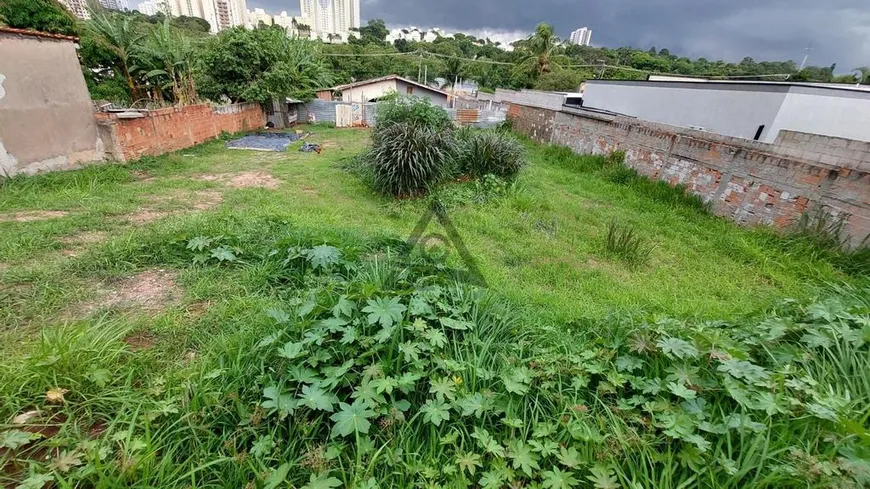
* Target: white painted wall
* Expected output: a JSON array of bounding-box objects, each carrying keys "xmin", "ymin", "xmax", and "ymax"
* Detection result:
[
  {"xmin": 339, "ymin": 79, "xmax": 399, "ymax": 103},
  {"xmin": 767, "ymin": 88, "xmax": 870, "ymax": 143},
  {"xmin": 584, "ymin": 81, "xmax": 788, "ymax": 141},
  {"xmin": 339, "ymin": 79, "xmax": 448, "ymax": 107},
  {"xmin": 395, "ymin": 80, "xmax": 448, "ymax": 107}
]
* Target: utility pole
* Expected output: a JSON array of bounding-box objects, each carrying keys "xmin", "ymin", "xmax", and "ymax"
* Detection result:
[
  {"xmin": 597, "ymin": 59, "xmax": 607, "ymax": 79},
  {"xmin": 418, "ymin": 51, "xmax": 424, "ymax": 82}
]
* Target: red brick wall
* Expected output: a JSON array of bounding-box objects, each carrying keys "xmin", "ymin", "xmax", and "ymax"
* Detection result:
[
  {"xmin": 95, "ymin": 103, "xmax": 264, "ymax": 161},
  {"xmin": 509, "ymin": 103, "xmax": 870, "ymax": 246}
]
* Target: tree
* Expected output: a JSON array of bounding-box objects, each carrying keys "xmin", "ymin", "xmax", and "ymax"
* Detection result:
[
  {"xmin": 516, "ymin": 23, "xmax": 569, "ymax": 78},
  {"xmin": 0, "ymin": 0, "xmax": 78, "ymax": 35},
  {"xmin": 171, "ymin": 15, "xmax": 209, "ymax": 34},
  {"xmin": 350, "ymin": 19, "xmax": 388, "ymax": 45},
  {"xmin": 534, "ymin": 69, "xmax": 584, "ymax": 91},
  {"xmin": 86, "ymin": 11, "xmax": 145, "ymax": 100},
  {"xmin": 855, "ymin": 67, "xmax": 870, "ymax": 84},
  {"xmin": 198, "ymin": 26, "xmax": 334, "ymax": 103},
  {"xmin": 137, "ymin": 19, "xmax": 197, "ymax": 104}
]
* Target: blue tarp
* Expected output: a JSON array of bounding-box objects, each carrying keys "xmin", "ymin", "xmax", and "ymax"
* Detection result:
[{"xmin": 226, "ymin": 133, "xmax": 300, "ymax": 152}]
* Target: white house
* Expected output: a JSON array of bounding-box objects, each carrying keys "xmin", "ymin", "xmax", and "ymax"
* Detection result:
[{"xmin": 334, "ymin": 75, "xmax": 449, "ymax": 106}]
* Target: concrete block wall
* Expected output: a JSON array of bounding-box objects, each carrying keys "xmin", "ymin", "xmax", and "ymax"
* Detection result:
[
  {"xmin": 509, "ymin": 103, "xmax": 870, "ymax": 245},
  {"xmin": 493, "ymin": 89, "xmax": 566, "ymax": 111},
  {"xmin": 774, "ymin": 130, "xmax": 870, "ymax": 172},
  {"xmin": 96, "ymin": 103, "xmax": 264, "ymax": 161}
]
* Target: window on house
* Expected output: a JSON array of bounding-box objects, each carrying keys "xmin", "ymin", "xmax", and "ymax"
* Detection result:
[
  {"xmin": 753, "ymin": 125, "xmax": 765, "ymax": 141},
  {"xmin": 407, "ymin": 86, "xmax": 414, "ymax": 94}
]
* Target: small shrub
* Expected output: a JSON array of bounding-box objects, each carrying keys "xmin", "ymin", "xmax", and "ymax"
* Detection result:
[
  {"xmin": 606, "ymin": 149, "xmax": 626, "ymax": 166},
  {"xmin": 365, "ymin": 122, "xmax": 453, "ymax": 197},
  {"xmin": 374, "ymin": 93, "xmax": 453, "ymax": 133},
  {"xmin": 455, "ymin": 131, "xmax": 527, "ymax": 179},
  {"xmin": 603, "ymin": 220, "xmax": 653, "ymax": 267}
]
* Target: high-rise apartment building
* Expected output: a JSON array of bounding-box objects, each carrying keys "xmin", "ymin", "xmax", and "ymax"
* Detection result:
[
  {"xmin": 99, "ymin": 0, "xmax": 129, "ymax": 11},
  {"xmin": 58, "ymin": 0, "xmax": 90, "ymax": 18},
  {"xmin": 136, "ymin": 0, "xmax": 169, "ymax": 14},
  {"xmin": 164, "ymin": 0, "xmax": 246, "ymax": 33},
  {"xmin": 569, "ymin": 27, "xmax": 592, "ymax": 46},
  {"xmin": 299, "ymin": 0, "xmax": 360, "ymax": 41}
]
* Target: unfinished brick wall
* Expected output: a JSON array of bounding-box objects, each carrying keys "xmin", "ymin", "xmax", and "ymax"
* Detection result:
[
  {"xmin": 95, "ymin": 103, "xmax": 264, "ymax": 161},
  {"xmin": 509, "ymin": 103, "xmax": 870, "ymax": 245},
  {"xmin": 774, "ymin": 130, "xmax": 870, "ymax": 172}
]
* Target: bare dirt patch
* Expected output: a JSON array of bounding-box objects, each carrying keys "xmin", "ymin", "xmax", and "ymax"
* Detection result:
[
  {"xmin": 197, "ymin": 171, "xmax": 282, "ymax": 189},
  {"xmin": 70, "ymin": 269, "xmax": 181, "ymax": 317},
  {"xmin": 0, "ymin": 210, "xmax": 69, "ymax": 223},
  {"xmin": 189, "ymin": 190, "xmax": 224, "ymax": 210},
  {"xmin": 128, "ymin": 209, "xmax": 172, "ymax": 225},
  {"xmin": 103, "ymin": 269, "xmax": 180, "ymax": 312},
  {"xmin": 60, "ymin": 231, "xmax": 108, "ymax": 246},
  {"xmin": 58, "ymin": 231, "xmax": 109, "ymax": 257},
  {"xmin": 126, "ymin": 190, "xmax": 223, "ymax": 225},
  {"xmin": 124, "ymin": 330, "xmax": 158, "ymax": 351}
]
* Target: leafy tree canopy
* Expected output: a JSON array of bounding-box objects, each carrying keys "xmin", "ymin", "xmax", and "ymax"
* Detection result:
[
  {"xmin": 198, "ymin": 26, "xmax": 334, "ymax": 103},
  {"xmin": 0, "ymin": 0, "xmax": 78, "ymax": 36}
]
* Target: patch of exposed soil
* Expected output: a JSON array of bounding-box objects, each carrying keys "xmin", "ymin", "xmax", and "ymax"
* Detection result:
[
  {"xmin": 127, "ymin": 190, "xmax": 224, "ymax": 225},
  {"xmin": 0, "ymin": 210, "xmax": 69, "ymax": 223},
  {"xmin": 190, "ymin": 190, "xmax": 224, "ymax": 210},
  {"xmin": 197, "ymin": 171, "xmax": 282, "ymax": 189},
  {"xmin": 104, "ymin": 269, "xmax": 180, "ymax": 312},
  {"xmin": 71, "ymin": 269, "xmax": 181, "ymax": 317},
  {"xmin": 60, "ymin": 231, "xmax": 108, "ymax": 246},
  {"xmin": 124, "ymin": 330, "xmax": 157, "ymax": 351},
  {"xmin": 58, "ymin": 231, "xmax": 109, "ymax": 257},
  {"xmin": 128, "ymin": 209, "xmax": 172, "ymax": 225}
]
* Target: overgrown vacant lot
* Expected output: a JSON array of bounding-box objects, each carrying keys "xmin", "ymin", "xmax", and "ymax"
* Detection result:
[{"xmin": 1, "ymin": 127, "xmax": 868, "ymax": 488}]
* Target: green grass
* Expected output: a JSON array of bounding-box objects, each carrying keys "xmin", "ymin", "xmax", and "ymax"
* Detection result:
[{"xmin": 1, "ymin": 126, "xmax": 867, "ymax": 488}]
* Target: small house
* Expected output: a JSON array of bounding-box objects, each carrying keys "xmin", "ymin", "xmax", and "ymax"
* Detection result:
[{"xmin": 333, "ymin": 75, "xmax": 449, "ymax": 107}]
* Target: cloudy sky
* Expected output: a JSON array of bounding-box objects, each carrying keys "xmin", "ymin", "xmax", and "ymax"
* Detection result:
[{"xmin": 249, "ymin": 0, "xmax": 870, "ymax": 71}]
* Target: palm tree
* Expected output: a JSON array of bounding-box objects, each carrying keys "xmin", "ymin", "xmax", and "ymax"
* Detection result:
[
  {"xmin": 855, "ymin": 67, "xmax": 870, "ymax": 85},
  {"xmin": 87, "ymin": 11, "xmax": 145, "ymax": 100},
  {"xmin": 516, "ymin": 23, "xmax": 569, "ymax": 78},
  {"xmin": 137, "ymin": 19, "xmax": 198, "ymax": 104}
]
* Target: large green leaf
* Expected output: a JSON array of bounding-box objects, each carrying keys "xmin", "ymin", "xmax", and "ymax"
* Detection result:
[
  {"xmin": 299, "ymin": 383, "xmax": 338, "ymax": 412},
  {"xmin": 362, "ymin": 297, "xmax": 407, "ymax": 328},
  {"xmin": 420, "ymin": 399, "xmax": 451, "ymax": 426},
  {"xmin": 330, "ymin": 401, "xmax": 375, "ymax": 438},
  {"xmin": 306, "ymin": 245, "xmax": 342, "ymax": 269}
]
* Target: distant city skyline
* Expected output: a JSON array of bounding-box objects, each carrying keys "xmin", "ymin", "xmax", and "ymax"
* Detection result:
[{"xmin": 242, "ymin": 0, "xmax": 869, "ymax": 70}]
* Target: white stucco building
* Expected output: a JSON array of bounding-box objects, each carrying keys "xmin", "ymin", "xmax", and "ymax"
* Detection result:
[{"xmin": 583, "ymin": 79, "xmax": 870, "ymax": 143}]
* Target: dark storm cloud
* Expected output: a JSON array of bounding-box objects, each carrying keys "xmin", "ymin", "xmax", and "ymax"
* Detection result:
[{"xmin": 248, "ymin": 0, "xmax": 870, "ymax": 70}]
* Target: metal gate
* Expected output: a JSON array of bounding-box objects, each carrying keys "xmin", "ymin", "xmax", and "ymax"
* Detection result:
[{"xmin": 335, "ymin": 104, "xmax": 353, "ymax": 128}]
